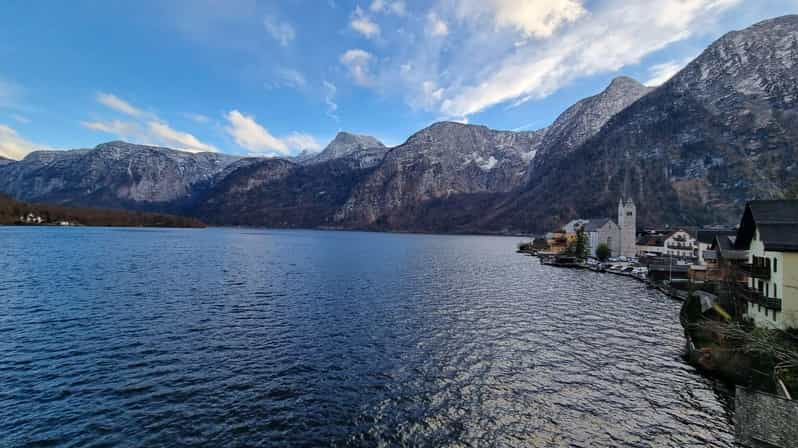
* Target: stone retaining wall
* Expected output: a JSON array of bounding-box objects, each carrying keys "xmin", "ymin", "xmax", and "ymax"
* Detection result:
[{"xmin": 735, "ymin": 386, "xmax": 798, "ymax": 448}]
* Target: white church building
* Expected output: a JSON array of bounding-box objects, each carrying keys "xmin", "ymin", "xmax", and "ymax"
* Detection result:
[{"xmin": 562, "ymin": 197, "xmax": 636, "ymax": 259}]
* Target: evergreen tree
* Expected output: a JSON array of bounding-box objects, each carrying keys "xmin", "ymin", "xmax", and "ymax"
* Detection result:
[{"xmin": 596, "ymin": 243, "xmax": 611, "ymax": 261}]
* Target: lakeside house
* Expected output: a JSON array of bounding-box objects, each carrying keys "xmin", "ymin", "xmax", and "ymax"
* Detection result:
[
  {"xmin": 636, "ymin": 228, "xmax": 698, "ymax": 259},
  {"xmin": 732, "ymin": 200, "xmax": 798, "ymax": 330},
  {"xmin": 689, "ymin": 229, "xmax": 737, "ymax": 283},
  {"xmin": 562, "ymin": 219, "xmax": 590, "ymax": 234},
  {"xmin": 18, "ymin": 213, "xmax": 44, "ymax": 224},
  {"xmin": 697, "ymin": 229, "xmax": 737, "ymax": 265},
  {"xmin": 544, "ymin": 230, "xmax": 576, "ymax": 254},
  {"xmin": 542, "ymin": 197, "xmax": 635, "ymax": 258}
]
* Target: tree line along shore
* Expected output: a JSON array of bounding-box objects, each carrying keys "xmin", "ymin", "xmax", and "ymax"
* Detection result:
[{"xmin": 0, "ymin": 194, "xmax": 205, "ymax": 228}]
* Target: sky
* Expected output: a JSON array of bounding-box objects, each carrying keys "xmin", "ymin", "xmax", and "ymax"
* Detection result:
[{"xmin": 0, "ymin": 0, "xmax": 796, "ymax": 159}]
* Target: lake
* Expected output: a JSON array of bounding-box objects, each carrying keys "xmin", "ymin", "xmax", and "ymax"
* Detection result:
[{"xmin": 0, "ymin": 227, "xmax": 737, "ymax": 447}]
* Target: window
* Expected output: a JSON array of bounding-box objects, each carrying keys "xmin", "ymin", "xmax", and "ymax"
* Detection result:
[
  {"xmin": 773, "ymin": 311, "xmax": 777, "ymax": 322},
  {"xmin": 766, "ymin": 283, "xmax": 769, "ymax": 298},
  {"xmin": 626, "ymin": 212, "xmax": 632, "ymax": 216},
  {"xmin": 774, "ymin": 258, "xmax": 778, "ymax": 273}
]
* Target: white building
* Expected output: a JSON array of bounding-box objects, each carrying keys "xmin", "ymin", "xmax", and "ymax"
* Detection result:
[
  {"xmin": 618, "ymin": 198, "xmax": 637, "ymax": 258},
  {"xmin": 583, "ymin": 218, "xmax": 621, "ymax": 258},
  {"xmin": 636, "ymin": 228, "xmax": 697, "ymax": 259},
  {"xmin": 563, "ymin": 219, "xmax": 590, "ymax": 234},
  {"xmin": 696, "ymin": 229, "xmax": 736, "ymax": 265},
  {"xmin": 734, "ymin": 200, "xmax": 798, "ymax": 330}
]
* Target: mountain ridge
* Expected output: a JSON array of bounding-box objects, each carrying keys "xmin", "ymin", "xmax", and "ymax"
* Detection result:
[{"xmin": 1, "ymin": 15, "xmax": 796, "ymax": 233}]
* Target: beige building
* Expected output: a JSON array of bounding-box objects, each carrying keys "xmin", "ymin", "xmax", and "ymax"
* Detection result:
[{"xmin": 734, "ymin": 201, "xmax": 798, "ymax": 330}]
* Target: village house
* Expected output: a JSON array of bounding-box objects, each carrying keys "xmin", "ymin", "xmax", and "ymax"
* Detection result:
[
  {"xmin": 562, "ymin": 219, "xmax": 590, "ymax": 234},
  {"xmin": 544, "ymin": 230, "xmax": 575, "ymax": 254},
  {"xmin": 697, "ymin": 229, "xmax": 736, "ymax": 265},
  {"xmin": 18, "ymin": 213, "xmax": 44, "ymax": 224},
  {"xmin": 543, "ymin": 197, "xmax": 636, "ymax": 259},
  {"xmin": 733, "ymin": 200, "xmax": 798, "ymax": 330},
  {"xmin": 636, "ymin": 228, "xmax": 698, "ymax": 259},
  {"xmin": 689, "ymin": 229, "xmax": 737, "ymax": 283}
]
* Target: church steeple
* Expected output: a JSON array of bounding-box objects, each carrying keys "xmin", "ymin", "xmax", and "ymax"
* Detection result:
[{"xmin": 618, "ymin": 196, "xmax": 636, "ymax": 258}]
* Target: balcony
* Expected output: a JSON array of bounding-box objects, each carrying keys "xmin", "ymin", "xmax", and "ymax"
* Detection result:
[
  {"xmin": 743, "ymin": 257, "xmax": 772, "ymax": 280},
  {"xmin": 738, "ymin": 286, "xmax": 782, "ymax": 311}
]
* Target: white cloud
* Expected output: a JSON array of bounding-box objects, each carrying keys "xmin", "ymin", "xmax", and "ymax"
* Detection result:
[
  {"xmin": 224, "ymin": 110, "xmax": 323, "ymax": 156},
  {"xmin": 148, "ymin": 121, "xmax": 217, "ymax": 153},
  {"xmin": 0, "ymin": 124, "xmax": 47, "ymax": 160},
  {"xmin": 454, "ymin": 0, "xmax": 586, "ymax": 39},
  {"xmin": 284, "ymin": 132, "xmax": 323, "ymax": 152},
  {"xmin": 421, "ymin": 80, "xmax": 445, "ymax": 108},
  {"xmin": 434, "ymin": 0, "xmax": 740, "ymax": 117},
  {"xmin": 340, "ymin": 49, "xmax": 374, "ymax": 86},
  {"xmin": 273, "ymin": 67, "xmax": 307, "ymax": 90},
  {"xmin": 183, "ymin": 113, "xmax": 210, "ymax": 124},
  {"xmin": 81, "ymin": 120, "xmax": 140, "ymax": 137},
  {"xmin": 225, "ymin": 110, "xmax": 289, "ymax": 155},
  {"xmin": 11, "ymin": 114, "xmax": 30, "ymax": 124},
  {"xmin": 82, "ymin": 118, "xmax": 216, "ymax": 153},
  {"xmin": 96, "ymin": 92, "xmax": 144, "ymax": 117},
  {"xmin": 370, "ymin": 0, "xmax": 405, "ymax": 16},
  {"xmin": 426, "ymin": 13, "xmax": 449, "ymax": 37},
  {"xmin": 323, "ymin": 80, "xmax": 339, "ymax": 121},
  {"xmin": 264, "ymin": 16, "xmax": 295, "ymax": 46},
  {"xmin": 350, "ymin": 6, "xmax": 381, "ymax": 39},
  {"xmin": 645, "ymin": 57, "xmax": 693, "ymax": 86}
]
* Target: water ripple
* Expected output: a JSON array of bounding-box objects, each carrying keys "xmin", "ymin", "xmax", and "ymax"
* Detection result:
[{"xmin": 0, "ymin": 227, "xmax": 737, "ymax": 447}]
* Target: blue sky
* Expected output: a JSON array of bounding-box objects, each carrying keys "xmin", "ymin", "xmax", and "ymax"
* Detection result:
[{"xmin": 0, "ymin": 0, "xmax": 796, "ymax": 159}]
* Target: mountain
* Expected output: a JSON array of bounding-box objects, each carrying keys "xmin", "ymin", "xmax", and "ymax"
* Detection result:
[
  {"xmin": 1, "ymin": 16, "xmax": 795, "ymax": 234},
  {"xmin": 304, "ymin": 132, "xmax": 386, "ymax": 165},
  {"xmin": 0, "ymin": 141, "xmax": 243, "ymax": 212},
  {"xmin": 329, "ymin": 73, "xmax": 653, "ymax": 231},
  {"xmin": 531, "ymin": 76, "xmax": 653, "ymax": 173},
  {"xmin": 485, "ymin": 15, "xmax": 798, "ymax": 232},
  {"xmin": 333, "ymin": 121, "xmax": 544, "ymax": 229},
  {"xmin": 194, "ymin": 153, "xmax": 378, "ymax": 228},
  {"xmin": 0, "ymin": 155, "xmax": 13, "ymax": 166},
  {"xmin": 291, "ymin": 149, "xmax": 318, "ymax": 163}
]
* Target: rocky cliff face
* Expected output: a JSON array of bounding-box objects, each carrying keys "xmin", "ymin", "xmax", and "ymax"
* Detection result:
[
  {"xmin": 304, "ymin": 132, "xmax": 386, "ymax": 166},
  {"xmin": 333, "ymin": 121, "xmax": 543, "ymax": 229},
  {"xmin": 194, "ymin": 154, "xmax": 376, "ymax": 228},
  {"xmin": 328, "ymin": 74, "xmax": 654, "ymax": 231},
  {"xmin": 0, "ymin": 141, "xmax": 242, "ymax": 211},
  {"xmin": 485, "ymin": 15, "xmax": 798, "ymax": 232},
  {"xmin": 531, "ymin": 76, "xmax": 653, "ymax": 172}
]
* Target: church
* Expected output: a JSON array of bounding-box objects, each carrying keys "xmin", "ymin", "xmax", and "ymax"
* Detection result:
[
  {"xmin": 617, "ymin": 197, "xmax": 637, "ymax": 258},
  {"xmin": 561, "ymin": 197, "xmax": 636, "ymax": 259}
]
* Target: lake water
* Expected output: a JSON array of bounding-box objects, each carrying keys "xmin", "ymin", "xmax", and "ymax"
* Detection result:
[{"xmin": 0, "ymin": 227, "xmax": 737, "ymax": 447}]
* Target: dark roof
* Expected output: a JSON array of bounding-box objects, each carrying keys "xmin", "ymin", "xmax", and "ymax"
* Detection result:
[
  {"xmin": 584, "ymin": 218, "xmax": 614, "ymax": 231},
  {"xmin": 637, "ymin": 234, "xmax": 665, "ymax": 247},
  {"xmin": 735, "ymin": 200, "xmax": 798, "ymax": 252},
  {"xmin": 697, "ymin": 229, "xmax": 736, "ymax": 245},
  {"xmin": 712, "ymin": 235, "xmax": 736, "ymax": 251}
]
